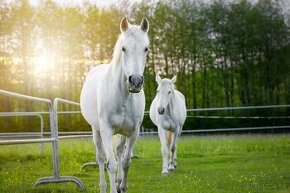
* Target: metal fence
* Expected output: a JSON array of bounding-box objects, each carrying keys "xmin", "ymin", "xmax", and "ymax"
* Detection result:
[
  {"xmin": 2, "ymin": 105, "xmax": 289, "ymax": 138},
  {"xmin": 0, "ymin": 89, "xmax": 84, "ymax": 190},
  {"xmin": 141, "ymin": 104, "xmax": 290, "ymax": 134},
  {"xmin": 1, "ymin": 89, "xmax": 290, "ymax": 191},
  {"xmin": 0, "ymin": 112, "xmax": 44, "ymax": 153}
]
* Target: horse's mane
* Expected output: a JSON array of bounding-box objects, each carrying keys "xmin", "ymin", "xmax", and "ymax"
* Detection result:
[
  {"xmin": 111, "ymin": 25, "xmax": 149, "ymax": 66},
  {"xmin": 111, "ymin": 36, "xmax": 122, "ymax": 66}
]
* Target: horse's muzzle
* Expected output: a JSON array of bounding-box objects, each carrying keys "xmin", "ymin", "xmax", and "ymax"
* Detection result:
[{"xmin": 128, "ymin": 75, "xmax": 144, "ymax": 93}]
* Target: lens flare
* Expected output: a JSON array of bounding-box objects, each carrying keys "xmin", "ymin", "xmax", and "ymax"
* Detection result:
[{"xmin": 33, "ymin": 52, "xmax": 56, "ymax": 74}]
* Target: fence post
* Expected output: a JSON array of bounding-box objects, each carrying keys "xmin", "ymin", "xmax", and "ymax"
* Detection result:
[{"xmin": 33, "ymin": 98, "xmax": 85, "ymax": 190}]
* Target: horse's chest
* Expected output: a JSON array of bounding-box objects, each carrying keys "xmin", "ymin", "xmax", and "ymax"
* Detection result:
[
  {"xmin": 111, "ymin": 113, "xmax": 134, "ymax": 128},
  {"xmin": 100, "ymin": 92, "xmax": 144, "ymax": 136},
  {"xmin": 159, "ymin": 115, "xmax": 178, "ymax": 132},
  {"xmin": 110, "ymin": 106, "xmax": 140, "ymax": 136}
]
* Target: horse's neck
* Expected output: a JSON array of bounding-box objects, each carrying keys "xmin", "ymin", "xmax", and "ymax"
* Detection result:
[
  {"xmin": 167, "ymin": 91, "xmax": 177, "ymax": 116},
  {"xmin": 110, "ymin": 61, "xmax": 129, "ymax": 100}
]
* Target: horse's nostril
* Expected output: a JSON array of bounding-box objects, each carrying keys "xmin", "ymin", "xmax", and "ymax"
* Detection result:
[
  {"xmin": 137, "ymin": 76, "xmax": 144, "ymax": 87},
  {"xmin": 140, "ymin": 76, "xmax": 144, "ymax": 85},
  {"xmin": 158, "ymin": 107, "xmax": 165, "ymax": 114},
  {"xmin": 141, "ymin": 76, "xmax": 144, "ymax": 82},
  {"xmin": 128, "ymin": 76, "xmax": 133, "ymax": 84}
]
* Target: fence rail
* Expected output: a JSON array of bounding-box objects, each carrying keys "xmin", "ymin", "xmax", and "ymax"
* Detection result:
[
  {"xmin": 1, "ymin": 89, "xmax": 290, "ymax": 191},
  {"xmin": 0, "ymin": 112, "xmax": 45, "ymax": 152},
  {"xmin": 1, "ymin": 106, "xmax": 289, "ymax": 139},
  {"xmin": 186, "ymin": 104, "xmax": 290, "ymax": 112},
  {"xmin": 0, "ymin": 138, "xmax": 55, "ymax": 145}
]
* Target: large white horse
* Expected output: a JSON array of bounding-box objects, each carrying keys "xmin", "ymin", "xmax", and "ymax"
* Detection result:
[
  {"xmin": 80, "ymin": 17, "xmax": 149, "ymax": 193},
  {"xmin": 149, "ymin": 75, "xmax": 186, "ymax": 175}
]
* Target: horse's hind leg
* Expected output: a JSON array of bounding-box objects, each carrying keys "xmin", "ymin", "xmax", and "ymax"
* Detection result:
[
  {"xmin": 116, "ymin": 135, "xmax": 126, "ymax": 193},
  {"xmin": 93, "ymin": 128, "xmax": 107, "ymax": 193}
]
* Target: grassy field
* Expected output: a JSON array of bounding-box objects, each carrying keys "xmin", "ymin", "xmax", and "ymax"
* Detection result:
[{"xmin": 0, "ymin": 134, "xmax": 290, "ymax": 193}]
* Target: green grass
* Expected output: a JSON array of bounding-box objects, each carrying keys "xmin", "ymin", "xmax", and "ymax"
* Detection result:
[{"xmin": 1, "ymin": 134, "xmax": 290, "ymax": 193}]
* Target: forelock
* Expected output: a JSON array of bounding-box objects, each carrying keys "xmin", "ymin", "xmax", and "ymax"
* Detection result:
[
  {"xmin": 158, "ymin": 78, "xmax": 175, "ymax": 90},
  {"xmin": 121, "ymin": 25, "xmax": 149, "ymax": 45}
]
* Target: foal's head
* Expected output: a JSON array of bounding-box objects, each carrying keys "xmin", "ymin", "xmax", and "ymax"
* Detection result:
[
  {"xmin": 117, "ymin": 17, "xmax": 150, "ymax": 93},
  {"xmin": 155, "ymin": 75, "xmax": 177, "ymax": 115}
]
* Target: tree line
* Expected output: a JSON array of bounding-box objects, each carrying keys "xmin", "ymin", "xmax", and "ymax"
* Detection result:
[{"xmin": 0, "ymin": 0, "xmax": 289, "ymax": 131}]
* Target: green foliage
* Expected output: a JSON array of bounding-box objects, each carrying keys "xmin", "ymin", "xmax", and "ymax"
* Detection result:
[
  {"xmin": 0, "ymin": 0, "xmax": 290, "ymax": 132},
  {"xmin": 0, "ymin": 135, "xmax": 290, "ymax": 192}
]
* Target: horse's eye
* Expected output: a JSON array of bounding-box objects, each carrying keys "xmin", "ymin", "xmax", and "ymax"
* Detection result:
[
  {"xmin": 145, "ymin": 47, "xmax": 149, "ymax": 52},
  {"xmin": 122, "ymin": 47, "xmax": 126, "ymax": 52},
  {"xmin": 168, "ymin": 91, "xmax": 171, "ymax": 94}
]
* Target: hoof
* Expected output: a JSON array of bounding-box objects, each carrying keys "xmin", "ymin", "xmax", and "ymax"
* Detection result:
[
  {"xmin": 116, "ymin": 185, "xmax": 121, "ymax": 193},
  {"xmin": 161, "ymin": 169, "xmax": 169, "ymax": 176},
  {"xmin": 162, "ymin": 172, "xmax": 169, "ymax": 176},
  {"xmin": 168, "ymin": 165, "xmax": 175, "ymax": 172},
  {"xmin": 120, "ymin": 187, "xmax": 127, "ymax": 193},
  {"xmin": 131, "ymin": 154, "xmax": 140, "ymax": 159}
]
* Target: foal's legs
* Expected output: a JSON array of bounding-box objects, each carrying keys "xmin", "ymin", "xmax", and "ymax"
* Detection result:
[
  {"xmin": 119, "ymin": 129, "xmax": 139, "ymax": 193},
  {"xmin": 93, "ymin": 128, "xmax": 106, "ymax": 193},
  {"xmin": 168, "ymin": 130, "xmax": 178, "ymax": 171},
  {"xmin": 158, "ymin": 126, "xmax": 169, "ymax": 175},
  {"xmin": 116, "ymin": 135, "xmax": 126, "ymax": 192}
]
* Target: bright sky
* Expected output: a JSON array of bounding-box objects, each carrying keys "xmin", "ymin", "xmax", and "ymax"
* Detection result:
[
  {"xmin": 28, "ymin": 0, "xmax": 141, "ymax": 8},
  {"xmin": 13, "ymin": 0, "xmax": 289, "ymax": 12}
]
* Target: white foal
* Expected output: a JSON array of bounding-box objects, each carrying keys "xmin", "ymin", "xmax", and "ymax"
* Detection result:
[{"xmin": 149, "ymin": 75, "xmax": 187, "ymax": 175}]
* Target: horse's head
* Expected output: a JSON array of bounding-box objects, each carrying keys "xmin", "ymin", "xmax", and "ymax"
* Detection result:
[
  {"xmin": 155, "ymin": 75, "xmax": 177, "ymax": 115},
  {"xmin": 119, "ymin": 17, "xmax": 149, "ymax": 93}
]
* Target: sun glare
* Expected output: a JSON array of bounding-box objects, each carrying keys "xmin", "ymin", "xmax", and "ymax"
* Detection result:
[
  {"xmin": 33, "ymin": 39, "xmax": 57, "ymax": 75},
  {"xmin": 33, "ymin": 52, "xmax": 56, "ymax": 75}
]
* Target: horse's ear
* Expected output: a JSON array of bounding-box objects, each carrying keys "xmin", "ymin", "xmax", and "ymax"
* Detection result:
[
  {"xmin": 140, "ymin": 17, "xmax": 149, "ymax": 33},
  {"xmin": 171, "ymin": 75, "xmax": 177, "ymax": 84},
  {"xmin": 120, "ymin": 17, "xmax": 130, "ymax": 32},
  {"xmin": 156, "ymin": 74, "xmax": 161, "ymax": 84}
]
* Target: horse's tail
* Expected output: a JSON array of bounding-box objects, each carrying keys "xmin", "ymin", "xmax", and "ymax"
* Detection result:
[{"xmin": 166, "ymin": 131, "xmax": 172, "ymax": 150}]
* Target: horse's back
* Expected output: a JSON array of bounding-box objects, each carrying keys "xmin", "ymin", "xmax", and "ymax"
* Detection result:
[{"xmin": 80, "ymin": 64, "xmax": 110, "ymax": 128}]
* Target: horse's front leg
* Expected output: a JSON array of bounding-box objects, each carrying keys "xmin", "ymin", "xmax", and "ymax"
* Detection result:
[
  {"xmin": 93, "ymin": 128, "xmax": 107, "ymax": 193},
  {"xmin": 116, "ymin": 135, "xmax": 126, "ymax": 193},
  {"xmin": 120, "ymin": 128, "xmax": 139, "ymax": 193},
  {"xmin": 168, "ymin": 130, "xmax": 179, "ymax": 171},
  {"xmin": 99, "ymin": 122, "xmax": 117, "ymax": 193},
  {"xmin": 158, "ymin": 126, "xmax": 169, "ymax": 175}
]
